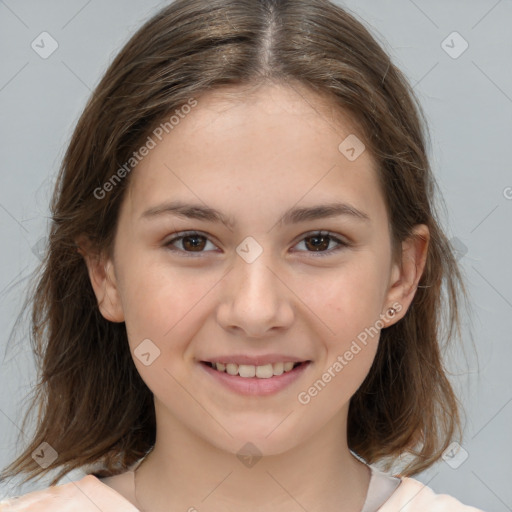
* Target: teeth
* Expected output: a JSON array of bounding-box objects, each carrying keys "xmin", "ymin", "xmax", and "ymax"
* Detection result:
[
  {"xmin": 239, "ymin": 364, "xmax": 256, "ymax": 378},
  {"xmin": 273, "ymin": 362, "xmax": 284, "ymax": 375},
  {"xmin": 255, "ymin": 364, "xmax": 273, "ymax": 379},
  {"xmin": 226, "ymin": 363, "xmax": 238, "ymax": 376},
  {"xmin": 210, "ymin": 361, "xmax": 301, "ymax": 378}
]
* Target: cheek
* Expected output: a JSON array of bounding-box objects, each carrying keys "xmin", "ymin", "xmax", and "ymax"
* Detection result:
[
  {"xmin": 294, "ymin": 253, "xmax": 388, "ymax": 397},
  {"xmin": 295, "ymin": 252, "xmax": 389, "ymax": 342},
  {"xmin": 294, "ymin": 259, "xmax": 385, "ymax": 417},
  {"xmin": 117, "ymin": 257, "xmax": 215, "ymax": 356},
  {"xmin": 117, "ymin": 259, "xmax": 218, "ymax": 400}
]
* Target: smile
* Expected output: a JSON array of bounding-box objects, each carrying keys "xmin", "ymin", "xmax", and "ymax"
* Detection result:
[
  {"xmin": 199, "ymin": 360, "xmax": 311, "ymax": 396},
  {"xmin": 203, "ymin": 361, "xmax": 303, "ymax": 378}
]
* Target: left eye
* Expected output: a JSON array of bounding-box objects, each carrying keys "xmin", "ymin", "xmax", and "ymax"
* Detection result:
[
  {"xmin": 293, "ymin": 231, "xmax": 348, "ymax": 255},
  {"xmin": 164, "ymin": 230, "xmax": 348, "ymax": 256}
]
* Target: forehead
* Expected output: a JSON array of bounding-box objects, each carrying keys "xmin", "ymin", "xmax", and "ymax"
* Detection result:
[
  {"xmin": 123, "ymin": 82, "xmax": 384, "ymax": 225},
  {"xmin": 185, "ymin": 81, "xmax": 366, "ymax": 140}
]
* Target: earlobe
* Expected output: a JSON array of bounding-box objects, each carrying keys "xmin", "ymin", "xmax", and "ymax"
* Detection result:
[
  {"xmin": 77, "ymin": 238, "xmax": 125, "ymax": 323},
  {"xmin": 382, "ymin": 224, "xmax": 430, "ymax": 327}
]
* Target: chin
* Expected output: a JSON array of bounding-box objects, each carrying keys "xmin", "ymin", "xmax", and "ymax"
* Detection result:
[{"xmin": 206, "ymin": 427, "xmax": 303, "ymax": 459}]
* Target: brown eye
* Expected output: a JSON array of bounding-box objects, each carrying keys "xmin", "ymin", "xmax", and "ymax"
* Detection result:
[
  {"xmin": 304, "ymin": 233, "xmax": 331, "ymax": 252},
  {"xmin": 165, "ymin": 232, "xmax": 217, "ymax": 255},
  {"xmin": 294, "ymin": 231, "xmax": 348, "ymax": 256},
  {"xmin": 181, "ymin": 234, "xmax": 207, "ymax": 251}
]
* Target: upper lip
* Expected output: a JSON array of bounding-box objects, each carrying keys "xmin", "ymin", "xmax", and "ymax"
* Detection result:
[{"xmin": 200, "ymin": 355, "xmax": 311, "ymax": 366}]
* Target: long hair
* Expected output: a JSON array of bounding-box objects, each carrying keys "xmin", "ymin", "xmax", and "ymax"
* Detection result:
[{"xmin": 1, "ymin": 0, "xmax": 468, "ymax": 486}]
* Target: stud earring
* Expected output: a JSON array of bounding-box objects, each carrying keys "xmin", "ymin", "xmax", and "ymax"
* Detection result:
[{"xmin": 387, "ymin": 307, "xmax": 396, "ymax": 317}]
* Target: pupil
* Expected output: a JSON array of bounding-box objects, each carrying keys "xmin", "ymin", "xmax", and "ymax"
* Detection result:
[
  {"xmin": 307, "ymin": 235, "xmax": 329, "ymax": 251},
  {"xmin": 184, "ymin": 235, "xmax": 205, "ymax": 251}
]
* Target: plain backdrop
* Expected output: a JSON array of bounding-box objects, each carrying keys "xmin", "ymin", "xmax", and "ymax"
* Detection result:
[{"xmin": 0, "ymin": 1, "xmax": 511, "ymax": 510}]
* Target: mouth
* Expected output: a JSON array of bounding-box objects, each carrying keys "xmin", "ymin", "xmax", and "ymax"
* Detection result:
[
  {"xmin": 200, "ymin": 360, "xmax": 309, "ymax": 379},
  {"xmin": 199, "ymin": 359, "xmax": 311, "ymax": 396}
]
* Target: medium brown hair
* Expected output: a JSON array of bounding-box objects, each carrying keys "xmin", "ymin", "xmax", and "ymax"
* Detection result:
[{"xmin": 2, "ymin": 0, "xmax": 469, "ymax": 487}]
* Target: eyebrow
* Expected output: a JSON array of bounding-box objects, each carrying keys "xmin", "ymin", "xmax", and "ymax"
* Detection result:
[{"xmin": 140, "ymin": 200, "xmax": 370, "ymax": 229}]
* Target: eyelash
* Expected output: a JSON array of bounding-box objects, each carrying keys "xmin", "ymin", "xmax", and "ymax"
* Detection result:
[{"xmin": 163, "ymin": 230, "xmax": 350, "ymax": 257}]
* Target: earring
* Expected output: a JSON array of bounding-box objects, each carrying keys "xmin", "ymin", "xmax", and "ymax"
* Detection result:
[{"xmin": 387, "ymin": 307, "xmax": 396, "ymax": 317}]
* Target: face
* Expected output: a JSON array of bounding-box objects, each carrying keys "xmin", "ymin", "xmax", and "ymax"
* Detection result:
[{"xmin": 85, "ymin": 83, "xmax": 427, "ymax": 457}]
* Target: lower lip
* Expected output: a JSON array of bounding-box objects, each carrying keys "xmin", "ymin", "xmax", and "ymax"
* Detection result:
[{"xmin": 199, "ymin": 361, "xmax": 311, "ymax": 396}]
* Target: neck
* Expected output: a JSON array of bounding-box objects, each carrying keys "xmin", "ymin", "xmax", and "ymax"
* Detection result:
[{"xmin": 133, "ymin": 402, "xmax": 371, "ymax": 512}]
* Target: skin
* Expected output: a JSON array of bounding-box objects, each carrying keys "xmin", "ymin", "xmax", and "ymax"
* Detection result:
[{"xmin": 82, "ymin": 82, "xmax": 429, "ymax": 512}]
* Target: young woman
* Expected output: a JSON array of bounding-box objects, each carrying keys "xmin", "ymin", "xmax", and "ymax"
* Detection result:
[{"xmin": 0, "ymin": 0, "xmax": 485, "ymax": 510}]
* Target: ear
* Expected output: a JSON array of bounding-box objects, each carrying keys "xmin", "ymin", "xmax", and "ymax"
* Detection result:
[
  {"xmin": 381, "ymin": 224, "xmax": 429, "ymax": 327},
  {"xmin": 76, "ymin": 235, "xmax": 125, "ymax": 323}
]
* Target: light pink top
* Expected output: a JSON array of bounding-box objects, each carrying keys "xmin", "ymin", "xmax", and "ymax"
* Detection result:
[{"xmin": 0, "ymin": 463, "xmax": 485, "ymax": 511}]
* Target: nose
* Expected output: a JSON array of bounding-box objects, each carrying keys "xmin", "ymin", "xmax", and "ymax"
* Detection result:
[{"xmin": 216, "ymin": 249, "xmax": 295, "ymax": 338}]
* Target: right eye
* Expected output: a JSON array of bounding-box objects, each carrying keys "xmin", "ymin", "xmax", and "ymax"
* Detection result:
[{"xmin": 164, "ymin": 231, "xmax": 219, "ymax": 256}]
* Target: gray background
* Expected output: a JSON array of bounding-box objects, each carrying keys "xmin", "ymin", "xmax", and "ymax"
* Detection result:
[{"xmin": 0, "ymin": 0, "xmax": 511, "ymax": 510}]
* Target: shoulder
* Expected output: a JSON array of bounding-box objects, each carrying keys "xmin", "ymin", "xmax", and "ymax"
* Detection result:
[
  {"xmin": 379, "ymin": 476, "xmax": 486, "ymax": 512},
  {"xmin": 0, "ymin": 474, "xmax": 138, "ymax": 511}
]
